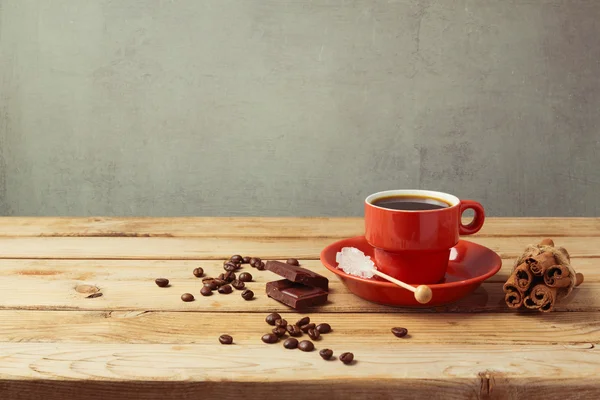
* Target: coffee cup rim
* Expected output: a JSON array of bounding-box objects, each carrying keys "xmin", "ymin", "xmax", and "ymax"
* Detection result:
[{"xmin": 365, "ymin": 189, "xmax": 460, "ymax": 212}]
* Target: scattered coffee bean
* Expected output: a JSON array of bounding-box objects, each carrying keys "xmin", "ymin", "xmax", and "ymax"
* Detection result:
[
  {"xmin": 218, "ymin": 284, "xmax": 233, "ymax": 294},
  {"xmin": 275, "ymin": 319, "xmax": 288, "ymax": 329},
  {"xmin": 287, "ymin": 258, "xmax": 300, "ymax": 266},
  {"xmin": 296, "ymin": 317, "xmax": 310, "ymax": 326},
  {"xmin": 241, "ymin": 289, "xmax": 254, "ymax": 300},
  {"xmin": 204, "ymin": 281, "xmax": 218, "ymax": 291},
  {"xmin": 200, "ymin": 286, "xmax": 213, "ymax": 296},
  {"xmin": 307, "ymin": 328, "xmax": 321, "ymax": 341},
  {"xmin": 230, "ymin": 255, "xmax": 243, "ymax": 264},
  {"xmin": 224, "ymin": 271, "xmax": 236, "ymax": 283},
  {"xmin": 213, "ymin": 278, "xmax": 227, "ymax": 287},
  {"xmin": 242, "ymin": 256, "xmax": 251, "ymax": 264},
  {"xmin": 298, "ymin": 340, "xmax": 314, "ymax": 352},
  {"xmin": 256, "ymin": 261, "xmax": 265, "ymax": 270},
  {"xmin": 261, "ymin": 333, "xmax": 279, "ymax": 344},
  {"xmin": 181, "ymin": 293, "xmax": 194, "ymax": 302},
  {"xmin": 238, "ymin": 272, "xmax": 252, "ymax": 282},
  {"xmin": 250, "ymin": 257, "xmax": 260, "ymax": 266},
  {"xmin": 202, "ymin": 277, "xmax": 214, "ymax": 284},
  {"xmin": 319, "ymin": 349, "xmax": 333, "ymax": 360},
  {"xmin": 392, "ymin": 327, "xmax": 408, "ymax": 338},
  {"xmin": 224, "ymin": 262, "xmax": 238, "ymax": 272},
  {"xmin": 266, "ymin": 313, "xmax": 281, "ymax": 326},
  {"xmin": 300, "ymin": 323, "xmax": 316, "ymax": 333},
  {"xmin": 193, "ymin": 267, "xmax": 204, "ymax": 277},
  {"xmin": 316, "ymin": 323, "xmax": 332, "ymax": 334},
  {"xmin": 232, "ymin": 279, "xmax": 245, "ymax": 290},
  {"xmin": 219, "ymin": 334, "xmax": 233, "ymax": 345},
  {"xmin": 287, "ymin": 324, "xmax": 302, "ymax": 337},
  {"xmin": 339, "ymin": 352, "xmax": 354, "ymax": 364},
  {"xmin": 155, "ymin": 278, "xmax": 169, "ymax": 287},
  {"xmin": 272, "ymin": 327, "xmax": 287, "ymax": 337},
  {"xmin": 218, "ymin": 273, "xmax": 225, "ymax": 280},
  {"xmin": 283, "ymin": 338, "xmax": 299, "ymax": 349}
]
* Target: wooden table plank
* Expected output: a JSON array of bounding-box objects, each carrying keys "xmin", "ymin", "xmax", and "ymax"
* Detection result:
[
  {"xmin": 1, "ymin": 258, "xmax": 597, "ymax": 284},
  {"xmin": 0, "ymin": 342, "xmax": 598, "ymax": 400},
  {"xmin": 1, "ymin": 236, "xmax": 599, "ymax": 259},
  {"xmin": 0, "ymin": 217, "xmax": 599, "ymax": 238},
  {"xmin": 0, "ymin": 259, "xmax": 595, "ymax": 313},
  {"xmin": 0, "ymin": 310, "xmax": 598, "ymax": 346}
]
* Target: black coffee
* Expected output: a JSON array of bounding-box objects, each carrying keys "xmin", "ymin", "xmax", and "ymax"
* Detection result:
[{"xmin": 372, "ymin": 195, "xmax": 450, "ymax": 210}]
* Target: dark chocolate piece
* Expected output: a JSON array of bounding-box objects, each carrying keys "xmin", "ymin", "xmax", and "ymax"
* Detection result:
[
  {"xmin": 265, "ymin": 261, "xmax": 329, "ymax": 291},
  {"xmin": 266, "ymin": 279, "xmax": 328, "ymax": 309}
]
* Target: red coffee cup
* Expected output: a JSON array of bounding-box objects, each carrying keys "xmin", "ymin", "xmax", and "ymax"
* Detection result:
[{"xmin": 364, "ymin": 190, "xmax": 485, "ymax": 284}]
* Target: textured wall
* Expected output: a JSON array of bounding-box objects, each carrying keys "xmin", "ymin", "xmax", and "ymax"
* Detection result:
[{"xmin": 1, "ymin": 0, "xmax": 599, "ymax": 217}]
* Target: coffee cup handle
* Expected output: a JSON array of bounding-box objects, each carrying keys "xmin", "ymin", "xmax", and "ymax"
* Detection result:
[{"xmin": 459, "ymin": 200, "xmax": 485, "ymax": 235}]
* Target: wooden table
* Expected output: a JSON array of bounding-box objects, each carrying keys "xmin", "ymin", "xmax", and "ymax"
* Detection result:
[{"xmin": 0, "ymin": 217, "xmax": 598, "ymax": 399}]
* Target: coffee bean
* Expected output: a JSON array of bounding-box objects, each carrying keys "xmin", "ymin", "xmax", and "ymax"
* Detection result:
[
  {"xmin": 213, "ymin": 278, "xmax": 227, "ymax": 287},
  {"xmin": 155, "ymin": 278, "xmax": 169, "ymax": 287},
  {"xmin": 275, "ymin": 319, "xmax": 288, "ymax": 329},
  {"xmin": 181, "ymin": 293, "xmax": 194, "ymax": 302},
  {"xmin": 339, "ymin": 352, "xmax": 354, "ymax": 364},
  {"xmin": 316, "ymin": 323, "xmax": 331, "ymax": 334},
  {"xmin": 218, "ymin": 273, "xmax": 225, "ymax": 280},
  {"xmin": 319, "ymin": 349, "xmax": 333, "ymax": 360},
  {"xmin": 202, "ymin": 277, "xmax": 214, "ymax": 284},
  {"xmin": 204, "ymin": 281, "xmax": 218, "ymax": 291},
  {"xmin": 266, "ymin": 313, "xmax": 281, "ymax": 325},
  {"xmin": 391, "ymin": 327, "xmax": 408, "ymax": 338},
  {"xmin": 283, "ymin": 338, "xmax": 299, "ymax": 349},
  {"xmin": 272, "ymin": 327, "xmax": 287, "ymax": 337},
  {"xmin": 238, "ymin": 272, "xmax": 252, "ymax": 282},
  {"xmin": 307, "ymin": 328, "xmax": 320, "ymax": 341},
  {"xmin": 286, "ymin": 258, "xmax": 300, "ymax": 266},
  {"xmin": 261, "ymin": 333, "xmax": 279, "ymax": 344},
  {"xmin": 298, "ymin": 340, "xmax": 314, "ymax": 352},
  {"xmin": 232, "ymin": 279, "xmax": 245, "ymax": 290},
  {"xmin": 219, "ymin": 334, "xmax": 233, "ymax": 345},
  {"xmin": 193, "ymin": 267, "xmax": 204, "ymax": 277},
  {"xmin": 241, "ymin": 289, "xmax": 254, "ymax": 300},
  {"xmin": 224, "ymin": 262, "xmax": 238, "ymax": 272},
  {"xmin": 300, "ymin": 323, "xmax": 315, "ymax": 333},
  {"xmin": 257, "ymin": 261, "xmax": 265, "ymax": 271},
  {"xmin": 230, "ymin": 255, "xmax": 243, "ymax": 264},
  {"xmin": 218, "ymin": 284, "xmax": 233, "ymax": 294},
  {"xmin": 296, "ymin": 317, "xmax": 310, "ymax": 326},
  {"xmin": 250, "ymin": 257, "xmax": 260, "ymax": 266},
  {"xmin": 224, "ymin": 271, "xmax": 236, "ymax": 283},
  {"xmin": 242, "ymin": 256, "xmax": 251, "ymax": 264},
  {"xmin": 200, "ymin": 286, "xmax": 213, "ymax": 296},
  {"xmin": 286, "ymin": 324, "xmax": 302, "ymax": 337}
]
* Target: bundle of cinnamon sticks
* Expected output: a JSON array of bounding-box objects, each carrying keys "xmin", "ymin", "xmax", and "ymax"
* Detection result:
[{"xmin": 503, "ymin": 239, "xmax": 584, "ymax": 312}]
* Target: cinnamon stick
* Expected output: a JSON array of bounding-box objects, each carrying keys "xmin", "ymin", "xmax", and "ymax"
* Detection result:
[
  {"xmin": 526, "ymin": 252, "xmax": 556, "ymax": 276},
  {"xmin": 513, "ymin": 262, "xmax": 533, "ymax": 292},
  {"xmin": 503, "ymin": 272, "xmax": 527, "ymax": 308},
  {"xmin": 524, "ymin": 284, "xmax": 558, "ymax": 312},
  {"xmin": 544, "ymin": 265, "xmax": 572, "ymax": 288}
]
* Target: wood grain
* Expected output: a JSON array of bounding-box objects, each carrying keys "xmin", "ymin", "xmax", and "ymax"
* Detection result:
[
  {"xmin": 1, "ymin": 236, "xmax": 599, "ymax": 259},
  {"xmin": 0, "ymin": 259, "xmax": 596, "ymax": 313},
  {"xmin": 0, "ymin": 342, "xmax": 598, "ymax": 400},
  {"xmin": 0, "ymin": 217, "xmax": 598, "ymax": 398},
  {"xmin": 1, "ymin": 258, "xmax": 597, "ymax": 284},
  {"xmin": 1, "ymin": 217, "xmax": 599, "ymax": 238},
  {"xmin": 0, "ymin": 310, "xmax": 598, "ymax": 346}
]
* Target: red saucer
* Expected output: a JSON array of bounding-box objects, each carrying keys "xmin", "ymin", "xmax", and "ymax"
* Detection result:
[{"xmin": 320, "ymin": 236, "xmax": 502, "ymax": 307}]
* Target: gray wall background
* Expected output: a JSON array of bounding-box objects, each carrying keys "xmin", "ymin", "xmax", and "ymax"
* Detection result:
[{"xmin": 1, "ymin": 0, "xmax": 599, "ymax": 217}]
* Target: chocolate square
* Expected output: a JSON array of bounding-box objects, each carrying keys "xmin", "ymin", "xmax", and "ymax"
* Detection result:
[
  {"xmin": 265, "ymin": 260, "xmax": 329, "ymax": 291},
  {"xmin": 266, "ymin": 279, "xmax": 328, "ymax": 309}
]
